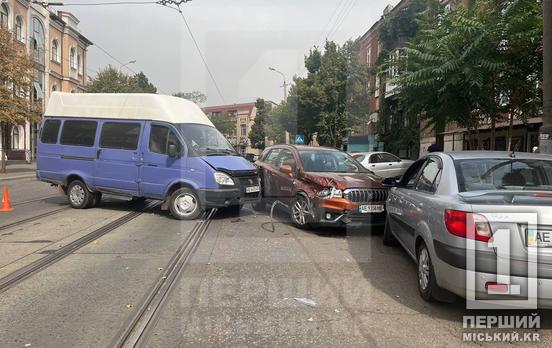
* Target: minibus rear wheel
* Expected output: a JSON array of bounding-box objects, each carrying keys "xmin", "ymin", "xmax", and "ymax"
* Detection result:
[
  {"xmin": 169, "ymin": 188, "xmax": 203, "ymax": 220},
  {"xmin": 67, "ymin": 180, "xmax": 93, "ymax": 209}
]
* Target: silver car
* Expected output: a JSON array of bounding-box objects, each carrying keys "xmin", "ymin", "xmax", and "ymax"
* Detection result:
[
  {"xmin": 352, "ymin": 152, "xmax": 413, "ymax": 178},
  {"xmin": 383, "ymin": 151, "xmax": 552, "ymax": 306}
]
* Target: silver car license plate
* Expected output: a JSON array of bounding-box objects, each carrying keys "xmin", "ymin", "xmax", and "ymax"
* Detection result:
[
  {"xmin": 359, "ymin": 204, "xmax": 384, "ymax": 214},
  {"xmin": 245, "ymin": 185, "xmax": 260, "ymax": 193},
  {"xmin": 527, "ymin": 229, "xmax": 552, "ymax": 247}
]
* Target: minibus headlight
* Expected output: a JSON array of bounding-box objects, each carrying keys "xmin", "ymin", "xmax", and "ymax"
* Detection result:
[{"xmin": 214, "ymin": 171, "xmax": 235, "ymax": 186}]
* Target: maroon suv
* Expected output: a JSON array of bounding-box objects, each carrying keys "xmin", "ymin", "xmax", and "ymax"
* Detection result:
[{"xmin": 255, "ymin": 145, "xmax": 387, "ymax": 228}]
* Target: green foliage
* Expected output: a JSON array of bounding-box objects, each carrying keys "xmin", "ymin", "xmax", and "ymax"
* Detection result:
[
  {"xmin": 87, "ymin": 66, "xmax": 158, "ymax": 94},
  {"xmin": 209, "ymin": 112, "xmax": 235, "ymax": 137},
  {"xmin": 389, "ymin": 0, "xmax": 542, "ymax": 148},
  {"xmin": 172, "ymin": 91, "xmax": 207, "ymax": 106},
  {"xmin": 249, "ymin": 98, "xmax": 271, "ymax": 149},
  {"xmin": 267, "ymin": 40, "xmax": 369, "ymax": 147}
]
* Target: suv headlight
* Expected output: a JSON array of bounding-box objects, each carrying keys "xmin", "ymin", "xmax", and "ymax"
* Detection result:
[
  {"xmin": 214, "ymin": 171, "xmax": 235, "ymax": 186},
  {"xmin": 316, "ymin": 187, "xmax": 343, "ymax": 199}
]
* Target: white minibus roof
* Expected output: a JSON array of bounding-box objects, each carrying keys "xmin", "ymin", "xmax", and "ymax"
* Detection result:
[{"xmin": 45, "ymin": 92, "xmax": 214, "ymax": 126}]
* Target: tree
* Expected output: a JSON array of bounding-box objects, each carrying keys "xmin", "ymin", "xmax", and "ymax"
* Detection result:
[
  {"xmin": 249, "ymin": 98, "xmax": 271, "ymax": 149},
  {"xmin": 131, "ymin": 72, "xmax": 157, "ymax": 93},
  {"xmin": 173, "ymin": 91, "xmax": 207, "ymax": 106},
  {"xmin": 209, "ymin": 112, "xmax": 235, "ymax": 137},
  {"xmin": 87, "ymin": 66, "xmax": 158, "ymax": 94},
  {"xmin": 0, "ymin": 27, "xmax": 41, "ymax": 172},
  {"xmin": 392, "ymin": 0, "xmax": 542, "ymax": 150}
]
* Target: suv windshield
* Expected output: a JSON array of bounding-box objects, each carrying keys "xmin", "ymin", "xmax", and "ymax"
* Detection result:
[
  {"xmin": 298, "ymin": 150, "xmax": 366, "ymax": 173},
  {"xmin": 175, "ymin": 123, "xmax": 236, "ymax": 156},
  {"xmin": 457, "ymin": 158, "xmax": 552, "ymax": 192}
]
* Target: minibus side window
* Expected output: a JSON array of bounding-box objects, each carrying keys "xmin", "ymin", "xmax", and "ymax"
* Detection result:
[
  {"xmin": 149, "ymin": 125, "xmax": 182, "ymax": 155},
  {"xmin": 40, "ymin": 119, "xmax": 61, "ymax": 144},
  {"xmin": 60, "ymin": 120, "xmax": 98, "ymax": 147},
  {"xmin": 100, "ymin": 122, "xmax": 141, "ymax": 150}
]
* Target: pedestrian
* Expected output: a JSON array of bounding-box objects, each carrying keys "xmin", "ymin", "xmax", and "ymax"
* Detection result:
[
  {"xmin": 533, "ymin": 146, "xmax": 540, "ymax": 154},
  {"xmin": 427, "ymin": 143, "xmax": 442, "ymax": 153}
]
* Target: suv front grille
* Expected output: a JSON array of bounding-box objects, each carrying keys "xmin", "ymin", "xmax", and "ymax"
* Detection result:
[{"xmin": 344, "ymin": 189, "xmax": 388, "ymax": 203}]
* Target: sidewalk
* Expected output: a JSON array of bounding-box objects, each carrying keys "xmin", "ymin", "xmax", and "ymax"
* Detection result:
[{"xmin": 0, "ymin": 162, "xmax": 36, "ymax": 181}]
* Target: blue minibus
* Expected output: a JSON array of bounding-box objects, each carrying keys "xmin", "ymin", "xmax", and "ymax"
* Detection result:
[{"xmin": 37, "ymin": 92, "xmax": 260, "ymax": 220}]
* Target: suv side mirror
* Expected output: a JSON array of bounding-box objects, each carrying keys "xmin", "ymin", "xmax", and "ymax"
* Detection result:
[
  {"xmin": 168, "ymin": 144, "xmax": 177, "ymax": 158},
  {"xmin": 280, "ymin": 164, "xmax": 293, "ymax": 177},
  {"xmin": 382, "ymin": 177, "xmax": 399, "ymax": 187}
]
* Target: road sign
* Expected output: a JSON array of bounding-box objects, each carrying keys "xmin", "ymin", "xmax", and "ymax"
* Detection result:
[{"xmin": 295, "ymin": 134, "xmax": 304, "ymax": 144}]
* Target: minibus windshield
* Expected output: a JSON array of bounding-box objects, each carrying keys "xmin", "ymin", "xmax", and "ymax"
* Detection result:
[{"xmin": 175, "ymin": 123, "xmax": 236, "ymax": 156}]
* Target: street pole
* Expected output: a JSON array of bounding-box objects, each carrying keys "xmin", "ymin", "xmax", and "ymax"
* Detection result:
[
  {"xmin": 268, "ymin": 67, "xmax": 289, "ymax": 102},
  {"xmin": 119, "ymin": 60, "xmax": 137, "ymax": 73},
  {"xmin": 540, "ymin": 0, "xmax": 552, "ymax": 154}
]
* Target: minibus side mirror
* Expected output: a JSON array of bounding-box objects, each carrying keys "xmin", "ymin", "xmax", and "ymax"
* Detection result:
[
  {"xmin": 382, "ymin": 177, "xmax": 399, "ymax": 187},
  {"xmin": 168, "ymin": 144, "xmax": 177, "ymax": 158}
]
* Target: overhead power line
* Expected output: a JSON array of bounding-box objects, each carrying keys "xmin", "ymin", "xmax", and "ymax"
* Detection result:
[
  {"xmin": 32, "ymin": 0, "xmax": 191, "ymax": 8},
  {"xmin": 160, "ymin": 3, "xmax": 226, "ymax": 103}
]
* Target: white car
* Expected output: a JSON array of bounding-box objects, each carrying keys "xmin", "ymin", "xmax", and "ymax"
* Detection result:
[{"xmin": 352, "ymin": 152, "xmax": 414, "ymax": 178}]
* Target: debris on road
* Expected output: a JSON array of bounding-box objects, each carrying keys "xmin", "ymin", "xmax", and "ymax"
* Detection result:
[
  {"xmin": 307, "ymin": 317, "xmax": 314, "ymax": 322},
  {"xmin": 294, "ymin": 297, "xmax": 316, "ymax": 307},
  {"xmin": 126, "ymin": 304, "xmax": 133, "ymax": 309},
  {"xmin": 24, "ymin": 344, "xmax": 31, "ymax": 347}
]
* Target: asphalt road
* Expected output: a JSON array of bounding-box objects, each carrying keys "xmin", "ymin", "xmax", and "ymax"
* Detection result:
[{"xmin": 1, "ymin": 178, "xmax": 551, "ymax": 347}]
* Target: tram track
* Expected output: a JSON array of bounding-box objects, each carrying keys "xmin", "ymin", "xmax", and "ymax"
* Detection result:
[
  {"xmin": 0, "ymin": 201, "xmax": 160, "ymax": 294},
  {"xmin": 0, "ymin": 206, "xmax": 71, "ymax": 232},
  {"xmin": 112, "ymin": 208, "xmax": 217, "ymax": 348}
]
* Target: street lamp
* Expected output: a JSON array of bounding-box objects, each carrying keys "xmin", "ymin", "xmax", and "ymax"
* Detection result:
[
  {"xmin": 119, "ymin": 60, "xmax": 137, "ymax": 73},
  {"xmin": 269, "ymin": 67, "xmax": 290, "ymax": 102}
]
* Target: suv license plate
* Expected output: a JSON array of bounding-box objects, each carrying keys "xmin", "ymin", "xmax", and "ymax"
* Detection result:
[
  {"xmin": 359, "ymin": 204, "xmax": 384, "ymax": 214},
  {"xmin": 527, "ymin": 229, "xmax": 552, "ymax": 247},
  {"xmin": 245, "ymin": 185, "xmax": 260, "ymax": 193}
]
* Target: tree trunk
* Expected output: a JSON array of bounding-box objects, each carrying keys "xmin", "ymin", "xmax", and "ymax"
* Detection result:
[
  {"xmin": 506, "ymin": 112, "xmax": 514, "ymax": 151},
  {"xmin": 0, "ymin": 122, "xmax": 6, "ymax": 173},
  {"xmin": 490, "ymin": 117, "xmax": 496, "ymax": 151}
]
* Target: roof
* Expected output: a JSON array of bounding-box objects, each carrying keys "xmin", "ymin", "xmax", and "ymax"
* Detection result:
[
  {"xmin": 45, "ymin": 92, "xmax": 213, "ymax": 126},
  {"xmin": 202, "ymin": 102, "xmax": 256, "ymax": 112},
  {"xmin": 445, "ymin": 151, "xmax": 552, "ymax": 160}
]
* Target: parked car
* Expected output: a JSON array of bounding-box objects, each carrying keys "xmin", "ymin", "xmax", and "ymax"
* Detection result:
[
  {"xmin": 255, "ymin": 145, "xmax": 387, "ymax": 228},
  {"xmin": 37, "ymin": 92, "xmax": 260, "ymax": 220},
  {"xmin": 352, "ymin": 152, "xmax": 413, "ymax": 178},
  {"xmin": 383, "ymin": 151, "xmax": 552, "ymax": 306}
]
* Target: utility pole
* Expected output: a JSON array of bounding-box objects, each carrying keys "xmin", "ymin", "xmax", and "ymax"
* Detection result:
[
  {"xmin": 541, "ymin": 0, "xmax": 552, "ymax": 154},
  {"xmin": 268, "ymin": 67, "xmax": 289, "ymax": 102}
]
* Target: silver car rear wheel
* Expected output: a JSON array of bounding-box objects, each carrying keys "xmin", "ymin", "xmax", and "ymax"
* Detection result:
[{"xmin": 418, "ymin": 247, "xmax": 430, "ymax": 291}]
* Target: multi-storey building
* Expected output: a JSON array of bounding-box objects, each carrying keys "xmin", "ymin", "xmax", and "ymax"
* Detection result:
[
  {"xmin": 202, "ymin": 102, "xmax": 259, "ymax": 155},
  {"xmin": 0, "ymin": 1, "xmax": 92, "ymax": 161}
]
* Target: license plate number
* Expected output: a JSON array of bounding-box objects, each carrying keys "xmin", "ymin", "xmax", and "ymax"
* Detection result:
[
  {"xmin": 359, "ymin": 204, "xmax": 384, "ymax": 214},
  {"xmin": 245, "ymin": 185, "xmax": 260, "ymax": 193},
  {"xmin": 527, "ymin": 229, "xmax": 552, "ymax": 247}
]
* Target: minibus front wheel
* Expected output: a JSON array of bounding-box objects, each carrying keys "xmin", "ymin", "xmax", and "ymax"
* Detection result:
[
  {"xmin": 169, "ymin": 188, "xmax": 203, "ymax": 220},
  {"xmin": 67, "ymin": 180, "xmax": 94, "ymax": 209}
]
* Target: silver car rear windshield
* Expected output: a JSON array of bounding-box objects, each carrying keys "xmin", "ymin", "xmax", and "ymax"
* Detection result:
[{"xmin": 456, "ymin": 158, "xmax": 552, "ymax": 192}]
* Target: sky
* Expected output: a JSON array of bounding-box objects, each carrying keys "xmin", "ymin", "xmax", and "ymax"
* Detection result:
[{"xmin": 65, "ymin": 0, "xmax": 397, "ymax": 106}]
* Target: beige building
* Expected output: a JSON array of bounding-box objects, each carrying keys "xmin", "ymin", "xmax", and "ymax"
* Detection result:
[
  {"xmin": 0, "ymin": 1, "xmax": 92, "ymax": 161},
  {"xmin": 202, "ymin": 102, "xmax": 260, "ymax": 155}
]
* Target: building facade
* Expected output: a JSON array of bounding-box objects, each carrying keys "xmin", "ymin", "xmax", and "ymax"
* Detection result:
[
  {"xmin": 202, "ymin": 102, "xmax": 259, "ymax": 155},
  {"xmin": 0, "ymin": 1, "xmax": 92, "ymax": 161}
]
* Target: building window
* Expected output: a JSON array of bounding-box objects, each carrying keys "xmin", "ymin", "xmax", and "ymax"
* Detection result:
[
  {"xmin": 375, "ymin": 75, "xmax": 380, "ymax": 97},
  {"xmin": 77, "ymin": 54, "xmax": 82, "ymax": 75},
  {"xmin": 15, "ymin": 16, "xmax": 23, "ymax": 42},
  {"xmin": 70, "ymin": 48, "xmax": 77, "ymax": 70},
  {"xmin": 0, "ymin": 5, "xmax": 8, "ymax": 29},
  {"xmin": 366, "ymin": 47, "xmax": 371, "ymax": 66},
  {"xmin": 30, "ymin": 17, "xmax": 45, "ymax": 64},
  {"xmin": 240, "ymin": 124, "xmax": 247, "ymax": 137},
  {"xmin": 11, "ymin": 127, "xmax": 20, "ymax": 150},
  {"xmin": 51, "ymin": 39, "xmax": 60, "ymax": 62},
  {"xmin": 52, "ymin": 84, "xmax": 57, "ymax": 92}
]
